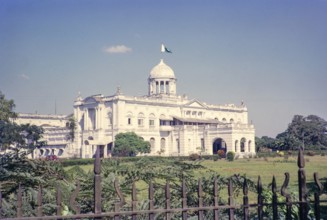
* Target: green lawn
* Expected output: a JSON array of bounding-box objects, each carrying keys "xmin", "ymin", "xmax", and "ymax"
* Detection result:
[
  {"xmin": 64, "ymin": 155, "xmax": 327, "ymax": 205},
  {"xmin": 67, "ymin": 155, "xmax": 327, "ymax": 191}
]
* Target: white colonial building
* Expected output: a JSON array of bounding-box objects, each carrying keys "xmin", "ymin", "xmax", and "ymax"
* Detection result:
[
  {"xmin": 73, "ymin": 59, "xmax": 255, "ymax": 158},
  {"xmin": 13, "ymin": 113, "xmax": 74, "ymax": 158},
  {"xmin": 15, "ymin": 59, "xmax": 255, "ymax": 158}
]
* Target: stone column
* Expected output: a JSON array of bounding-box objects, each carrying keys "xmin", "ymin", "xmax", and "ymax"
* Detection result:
[{"xmin": 84, "ymin": 109, "xmax": 88, "ymax": 130}]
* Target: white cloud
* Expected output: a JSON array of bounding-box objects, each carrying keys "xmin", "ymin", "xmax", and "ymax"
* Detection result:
[
  {"xmin": 19, "ymin": 74, "xmax": 30, "ymax": 80},
  {"xmin": 104, "ymin": 45, "xmax": 132, "ymax": 54}
]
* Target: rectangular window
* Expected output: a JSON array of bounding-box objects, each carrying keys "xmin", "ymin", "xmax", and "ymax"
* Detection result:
[
  {"xmin": 128, "ymin": 118, "xmax": 131, "ymax": 125},
  {"xmin": 149, "ymin": 119, "xmax": 155, "ymax": 126},
  {"xmin": 138, "ymin": 119, "xmax": 143, "ymax": 126},
  {"xmin": 176, "ymin": 139, "xmax": 180, "ymax": 153}
]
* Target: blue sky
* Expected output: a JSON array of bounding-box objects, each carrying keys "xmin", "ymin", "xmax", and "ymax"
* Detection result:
[{"xmin": 1, "ymin": 0, "xmax": 326, "ymax": 137}]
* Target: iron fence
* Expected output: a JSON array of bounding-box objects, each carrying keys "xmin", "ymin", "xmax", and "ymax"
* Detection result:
[{"xmin": 0, "ymin": 148, "xmax": 326, "ymax": 220}]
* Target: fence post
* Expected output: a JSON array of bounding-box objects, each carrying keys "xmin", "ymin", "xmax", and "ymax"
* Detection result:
[
  {"xmin": 148, "ymin": 181, "xmax": 154, "ymax": 220},
  {"xmin": 198, "ymin": 178, "xmax": 204, "ymax": 220},
  {"xmin": 298, "ymin": 148, "xmax": 308, "ymax": 220},
  {"xmin": 56, "ymin": 183, "xmax": 62, "ymax": 219},
  {"xmin": 228, "ymin": 178, "xmax": 234, "ymax": 220},
  {"xmin": 94, "ymin": 146, "xmax": 102, "ymax": 217},
  {"xmin": 272, "ymin": 176, "xmax": 278, "ymax": 219},
  {"xmin": 0, "ymin": 186, "xmax": 2, "ymax": 218},
  {"xmin": 70, "ymin": 181, "xmax": 81, "ymax": 214},
  {"xmin": 313, "ymin": 172, "xmax": 323, "ymax": 220},
  {"xmin": 17, "ymin": 184, "xmax": 22, "ymax": 218},
  {"xmin": 243, "ymin": 179, "xmax": 249, "ymax": 220},
  {"xmin": 257, "ymin": 176, "xmax": 263, "ymax": 220},
  {"xmin": 182, "ymin": 179, "xmax": 188, "ymax": 220},
  {"xmin": 37, "ymin": 185, "xmax": 43, "ymax": 217},
  {"xmin": 165, "ymin": 181, "xmax": 171, "ymax": 220},
  {"xmin": 281, "ymin": 172, "xmax": 291, "ymax": 219},
  {"xmin": 213, "ymin": 176, "xmax": 219, "ymax": 220},
  {"xmin": 132, "ymin": 181, "xmax": 137, "ymax": 220},
  {"xmin": 114, "ymin": 179, "xmax": 125, "ymax": 220}
]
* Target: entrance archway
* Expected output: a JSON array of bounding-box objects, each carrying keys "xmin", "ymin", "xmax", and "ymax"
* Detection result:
[
  {"xmin": 212, "ymin": 138, "xmax": 227, "ymax": 155},
  {"xmin": 241, "ymin": 138, "xmax": 246, "ymax": 152}
]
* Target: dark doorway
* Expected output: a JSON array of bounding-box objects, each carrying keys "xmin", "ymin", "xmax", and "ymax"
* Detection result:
[
  {"xmin": 213, "ymin": 138, "xmax": 227, "ymax": 155},
  {"xmin": 107, "ymin": 142, "xmax": 113, "ymax": 157}
]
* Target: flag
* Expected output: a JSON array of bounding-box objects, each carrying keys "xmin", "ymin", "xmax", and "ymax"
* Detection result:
[{"xmin": 161, "ymin": 44, "xmax": 172, "ymax": 53}]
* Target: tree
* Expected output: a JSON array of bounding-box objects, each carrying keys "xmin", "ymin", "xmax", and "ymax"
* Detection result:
[
  {"xmin": 65, "ymin": 115, "xmax": 76, "ymax": 141},
  {"xmin": 255, "ymin": 136, "xmax": 277, "ymax": 151},
  {"xmin": 0, "ymin": 91, "xmax": 17, "ymax": 121},
  {"xmin": 113, "ymin": 132, "xmax": 150, "ymax": 156},
  {"xmin": 276, "ymin": 114, "xmax": 327, "ymax": 150}
]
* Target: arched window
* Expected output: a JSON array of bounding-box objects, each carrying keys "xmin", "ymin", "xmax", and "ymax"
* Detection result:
[
  {"xmin": 222, "ymin": 118, "xmax": 227, "ymax": 123},
  {"xmin": 126, "ymin": 112, "xmax": 133, "ymax": 125},
  {"xmin": 138, "ymin": 113, "xmax": 145, "ymax": 126},
  {"xmin": 230, "ymin": 118, "xmax": 234, "ymax": 123},
  {"xmin": 241, "ymin": 138, "xmax": 246, "ymax": 152},
  {"xmin": 235, "ymin": 140, "xmax": 239, "ymax": 152},
  {"xmin": 58, "ymin": 149, "xmax": 64, "ymax": 156},
  {"xmin": 149, "ymin": 113, "xmax": 155, "ymax": 127}
]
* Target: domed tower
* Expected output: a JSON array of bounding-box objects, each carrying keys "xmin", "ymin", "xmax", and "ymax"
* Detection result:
[{"xmin": 148, "ymin": 59, "xmax": 177, "ymax": 96}]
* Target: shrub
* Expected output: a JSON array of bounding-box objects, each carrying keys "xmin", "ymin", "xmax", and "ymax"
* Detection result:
[
  {"xmin": 226, "ymin": 151, "xmax": 235, "ymax": 161},
  {"xmin": 189, "ymin": 153, "xmax": 200, "ymax": 161},
  {"xmin": 217, "ymin": 150, "xmax": 225, "ymax": 158},
  {"xmin": 287, "ymin": 151, "xmax": 293, "ymax": 156},
  {"xmin": 213, "ymin": 155, "xmax": 219, "ymax": 161},
  {"xmin": 277, "ymin": 151, "xmax": 284, "ymax": 157},
  {"xmin": 306, "ymin": 151, "xmax": 315, "ymax": 156}
]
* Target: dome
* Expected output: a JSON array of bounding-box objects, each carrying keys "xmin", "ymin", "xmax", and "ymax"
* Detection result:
[{"xmin": 149, "ymin": 59, "xmax": 175, "ymax": 79}]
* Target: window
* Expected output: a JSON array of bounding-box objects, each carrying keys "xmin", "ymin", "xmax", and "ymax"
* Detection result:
[
  {"xmin": 149, "ymin": 119, "xmax": 155, "ymax": 126},
  {"xmin": 241, "ymin": 138, "xmax": 246, "ymax": 152},
  {"xmin": 138, "ymin": 119, "xmax": 144, "ymax": 126},
  {"xmin": 176, "ymin": 139, "xmax": 180, "ymax": 153},
  {"xmin": 138, "ymin": 112, "xmax": 144, "ymax": 127},
  {"xmin": 128, "ymin": 118, "xmax": 132, "ymax": 125}
]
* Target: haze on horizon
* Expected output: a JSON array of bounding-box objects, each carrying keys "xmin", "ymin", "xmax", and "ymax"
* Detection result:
[{"xmin": 1, "ymin": 0, "xmax": 326, "ymax": 138}]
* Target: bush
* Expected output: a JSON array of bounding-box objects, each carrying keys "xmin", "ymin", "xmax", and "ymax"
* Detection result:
[
  {"xmin": 217, "ymin": 150, "xmax": 225, "ymax": 158},
  {"xmin": 213, "ymin": 155, "xmax": 219, "ymax": 161},
  {"xmin": 226, "ymin": 151, "xmax": 235, "ymax": 161},
  {"xmin": 306, "ymin": 151, "xmax": 315, "ymax": 156},
  {"xmin": 189, "ymin": 153, "xmax": 200, "ymax": 161},
  {"xmin": 61, "ymin": 158, "xmax": 94, "ymax": 167}
]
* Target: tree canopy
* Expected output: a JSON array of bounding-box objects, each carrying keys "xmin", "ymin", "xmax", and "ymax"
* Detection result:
[
  {"xmin": 113, "ymin": 132, "xmax": 150, "ymax": 156},
  {"xmin": 0, "ymin": 91, "xmax": 17, "ymax": 121},
  {"xmin": 256, "ymin": 114, "xmax": 327, "ymax": 151},
  {"xmin": 0, "ymin": 91, "xmax": 45, "ymax": 153}
]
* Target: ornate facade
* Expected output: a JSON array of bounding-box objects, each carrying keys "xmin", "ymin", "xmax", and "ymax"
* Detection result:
[
  {"xmin": 15, "ymin": 59, "xmax": 255, "ymax": 158},
  {"xmin": 73, "ymin": 59, "xmax": 255, "ymax": 158}
]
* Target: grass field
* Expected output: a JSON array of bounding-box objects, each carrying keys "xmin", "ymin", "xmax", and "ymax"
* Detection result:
[
  {"xmin": 68, "ymin": 155, "xmax": 326, "ymax": 183},
  {"xmin": 66, "ymin": 155, "xmax": 327, "ymax": 194},
  {"xmin": 63, "ymin": 154, "xmax": 327, "ymax": 208}
]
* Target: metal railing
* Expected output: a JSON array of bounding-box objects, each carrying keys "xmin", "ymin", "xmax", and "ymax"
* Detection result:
[{"xmin": 0, "ymin": 148, "xmax": 326, "ymax": 220}]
